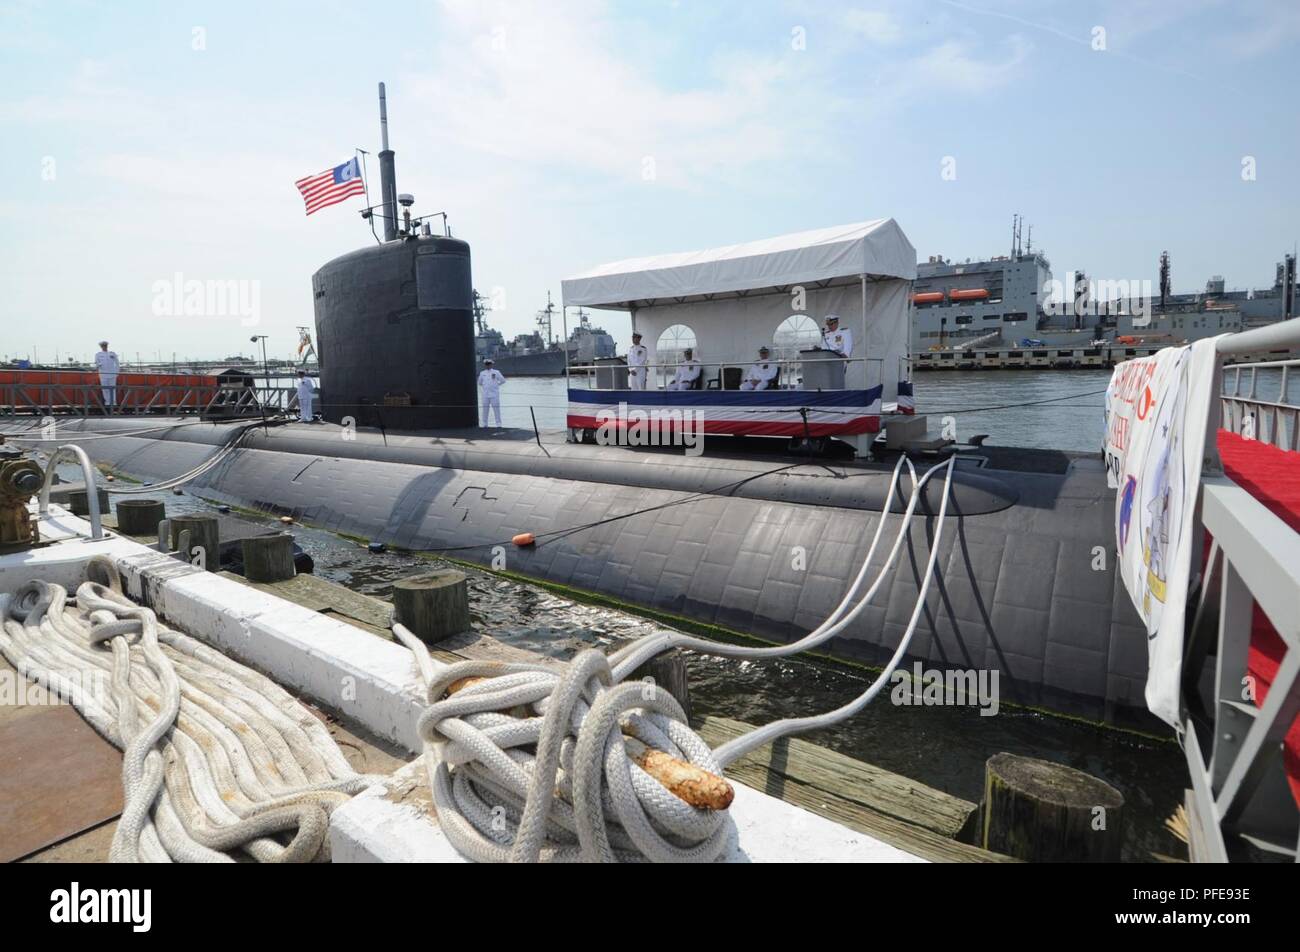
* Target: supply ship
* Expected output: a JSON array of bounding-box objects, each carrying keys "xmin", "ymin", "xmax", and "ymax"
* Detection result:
[{"xmin": 911, "ymin": 217, "xmax": 1298, "ymax": 368}]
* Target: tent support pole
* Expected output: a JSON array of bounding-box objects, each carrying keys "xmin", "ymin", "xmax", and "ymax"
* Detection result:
[
  {"xmin": 861, "ymin": 274, "xmax": 868, "ymax": 392},
  {"xmin": 562, "ymin": 304, "xmax": 570, "ymax": 387}
]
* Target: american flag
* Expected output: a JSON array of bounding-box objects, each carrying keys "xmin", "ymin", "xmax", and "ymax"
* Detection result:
[{"xmin": 295, "ymin": 157, "xmax": 365, "ymax": 216}]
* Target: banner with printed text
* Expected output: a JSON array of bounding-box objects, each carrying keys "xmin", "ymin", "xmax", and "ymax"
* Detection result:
[{"xmin": 1103, "ymin": 337, "xmax": 1221, "ymax": 727}]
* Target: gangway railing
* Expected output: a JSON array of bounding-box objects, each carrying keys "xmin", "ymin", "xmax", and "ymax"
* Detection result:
[
  {"xmin": 0, "ymin": 382, "xmax": 304, "ymax": 419},
  {"xmin": 1221, "ymin": 357, "xmax": 1299, "ymax": 451},
  {"xmin": 1180, "ymin": 316, "xmax": 1300, "ymax": 861}
]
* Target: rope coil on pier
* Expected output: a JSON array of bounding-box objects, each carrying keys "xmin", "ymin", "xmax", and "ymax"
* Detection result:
[
  {"xmin": 396, "ymin": 646, "xmax": 733, "ymax": 863},
  {"xmin": 395, "ymin": 454, "xmax": 957, "ymax": 863},
  {"xmin": 0, "ymin": 560, "xmax": 374, "ymax": 863}
]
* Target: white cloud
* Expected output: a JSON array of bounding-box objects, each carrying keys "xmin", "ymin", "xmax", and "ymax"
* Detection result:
[
  {"xmin": 842, "ymin": 9, "xmax": 904, "ymax": 45},
  {"xmin": 402, "ymin": 0, "xmax": 821, "ymax": 189},
  {"xmin": 908, "ymin": 35, "xmax": 1031, "ymax": 93}
]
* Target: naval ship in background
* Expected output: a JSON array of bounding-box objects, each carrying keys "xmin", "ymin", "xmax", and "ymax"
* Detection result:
[
  {"xmin": 912, "ymin": 216, "xmax": 1297, "ymax": 368},
  {"xmin": 473, "ymin": 290, "xmax": 616, "ymax": 376}
]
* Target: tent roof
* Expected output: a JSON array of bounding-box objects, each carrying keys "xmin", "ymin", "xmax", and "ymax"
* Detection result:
[{"xmin": 561, "ymin": 219, "xmax": 916, "ymax": 309}]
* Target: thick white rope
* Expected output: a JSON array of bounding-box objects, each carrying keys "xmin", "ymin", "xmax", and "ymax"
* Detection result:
[
  {"xmin": 0, "ymin": 562, "xmax": 375, "ymax": 862},
  {"xmin": 397, "ymin": 455, "xmax": 958, "ymax": 862}
]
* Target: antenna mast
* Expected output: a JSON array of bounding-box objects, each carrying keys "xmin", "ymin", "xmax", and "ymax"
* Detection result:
[
  {"xmin": 536, "ymin": 291, "xmax": 556, "ymax": 345},
  {"xmin": 378, "ymin": 83, "xmax": 398, "ymax": 242}
]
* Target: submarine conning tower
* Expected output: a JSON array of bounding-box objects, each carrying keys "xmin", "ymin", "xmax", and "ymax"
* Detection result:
[
  {"xmin": 312, "ymin": 236, "xmax": 476, "ymax": 429},
  {"xmin": 311, "ymin": 81, "xmax": 478, "ymax": 430}
]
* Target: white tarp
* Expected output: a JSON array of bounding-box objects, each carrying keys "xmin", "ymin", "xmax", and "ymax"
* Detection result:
[
  {"xmin": 1104, "ymin": 337, "xmax": 1222, "ymax": 727},
  {"xmin": 561, "ymin": 219, "xmax": 917, "ymax": 308}
]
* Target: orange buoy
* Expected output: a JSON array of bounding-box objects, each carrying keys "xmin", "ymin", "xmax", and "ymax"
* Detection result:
[{"xmin": 512, "ymin": 532, "xmax": 536, "ymax": 547}]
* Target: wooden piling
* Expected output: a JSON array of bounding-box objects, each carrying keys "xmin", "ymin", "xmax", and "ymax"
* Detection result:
[
  {"xmin": 68, "ymin": 488, "xmax": 110, "ymax": 517},
  {"xmin": 242, "ymin": 533, "xmax": 297, "ymax": 582},
  {"xmin": 981, "ymin": 752, "xmax": 1124, "ymax": 862},
  {"xmin": 169, "ymin": 515, "xmax": 220, "ymax": 572},
  {"xmin": 392, "ymin": 570, "xmax": 471, "ymax": 644},
  {"xmin": 114, "ymin": 499, "xmax": 165, "ymax": 536},
  {"xmin": 630, "ymin": 649, "xmax": 693, "ymax": 724}
]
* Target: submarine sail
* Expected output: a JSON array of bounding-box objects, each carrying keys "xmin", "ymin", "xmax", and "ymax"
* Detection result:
[{"xmin": 312, "ymin": 84, "xmax": 477, "ymax": 430}]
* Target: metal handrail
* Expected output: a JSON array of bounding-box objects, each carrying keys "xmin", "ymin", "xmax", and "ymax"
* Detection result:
[
  {"xmin": 1220, "ymin": 356, "xmax": 1299, "ymax": 450},
  {"xmin": 37, "ymin": 444, "xmax": 104, "ymax": 540},
  {"xmin": 1215, "ymin": 315, "xmax": 1300, "ymax": 355}
]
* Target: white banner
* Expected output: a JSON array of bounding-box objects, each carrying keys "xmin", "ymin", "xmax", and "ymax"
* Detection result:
[{"xmin": 1103, "ymin": 338, "xmax": 1222, "ymax": 727}]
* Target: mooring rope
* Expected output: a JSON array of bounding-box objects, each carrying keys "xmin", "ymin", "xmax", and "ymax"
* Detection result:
[
  {"xmin": 0, "ymin": 560, "xmax": 375, "ymax": 862},
  {"xmin": 394, "ymin": 454, "xmax": 957, "ymax": 862}
]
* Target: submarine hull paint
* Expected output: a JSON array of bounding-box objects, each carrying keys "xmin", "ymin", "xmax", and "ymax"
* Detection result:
[
  {"xmin": 313, "ymin": 236, "xmax": 476, "ymax": 430},
  {"xmin": 68, "ymin": 419, "xmax": 1151, "ymax": 728}
]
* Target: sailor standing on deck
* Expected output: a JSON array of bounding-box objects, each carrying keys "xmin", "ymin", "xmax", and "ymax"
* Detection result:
[
  {"xmin": 739, "ymin": 347, "xmax": 780, "ymax": 391},
  {"xmin": 295, "ymin": 370, "xmax": 316, "ymax": 422},
  {"xmin": 822, "ymin": 315, "xmax": 853, "ymax": 358},
  {"xmin": 478, "ymin": 358, "xmax": 505, "ymax": 428},
  {"xmin": 94, "ymin": 341, "xmax": 119, "ymax": 410},
  {"xmin": 627, "ymin": 333, "xmax": 649, "ymax": 390},
  {"xmin": 666, "ymin": 347, "xmax": 701, "ymax": 390}
]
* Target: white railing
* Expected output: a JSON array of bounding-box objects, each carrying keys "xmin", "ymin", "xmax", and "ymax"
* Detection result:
[
  {"xmin": 567, "ymin": 355, "xmax": 882, "ymax": 391},
  {"xmin": 1221, "ymin": 358, "xmax": 1299, "ymax": 451},
  {"xmin": 1181, "ymin": 316, "xmax": 1300, "ymax": 862}
]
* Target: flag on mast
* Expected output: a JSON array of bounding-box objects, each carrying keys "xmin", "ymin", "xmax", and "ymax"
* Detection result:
[{"xmin": 295, "ymin": 157, "xmax": 365, "ymax": 216}]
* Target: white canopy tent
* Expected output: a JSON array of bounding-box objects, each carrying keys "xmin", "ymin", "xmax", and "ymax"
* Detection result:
[{"xmin": 560, "ymin": 220, "xmax": 916, "ymax": 398}]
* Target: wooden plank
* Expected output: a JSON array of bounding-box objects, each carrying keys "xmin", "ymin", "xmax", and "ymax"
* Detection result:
[
  {"xmin": 219, "ymin": 572, "xmax": 395, "ymax": 630},
  {"xmin": 719, "ymin": 759, "xmax": 1013, "ymax": 863},
  {"xmin": 696, "ymin": 715, "xmax": 976, "ymax": 838}
]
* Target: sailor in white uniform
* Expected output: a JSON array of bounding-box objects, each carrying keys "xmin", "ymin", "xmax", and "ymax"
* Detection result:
[
  {"xmin": 739, "ymin": 347, "xmax": 780, "ymax": 391},
  {"xmin": 666, "ymin": 348, "xmax": 702, "ymax": 391},
  {"xmin": 822, "ymin": 315, "xmax": 853, "ymax": 358},
  {"xmin": 627, "ymin": 333, "xmax": 649, "ymax": 390},
  {"xmin": 295, "ymin": 370, "xmax": 316, "ymax": 422},
  {"xmin": 94, "ymin": 341, "xmax": 120, "ymax": 409},
  {"xmin": 478, "ymin": 358, "xmax": 505, "ymax": 427}
]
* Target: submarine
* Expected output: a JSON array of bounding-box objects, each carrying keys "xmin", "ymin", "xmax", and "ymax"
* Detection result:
[{"xmin": 41, "ymin": 84, "xmax": 1151, "ymax": 730}]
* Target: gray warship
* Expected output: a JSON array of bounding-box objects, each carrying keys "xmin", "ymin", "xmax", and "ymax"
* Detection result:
[{"xmin": 473, "ymin": 292, "xmax": 616, "ymax": 376}]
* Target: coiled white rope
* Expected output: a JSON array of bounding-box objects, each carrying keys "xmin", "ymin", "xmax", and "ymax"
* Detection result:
[
  {"xmin": 395, "ymin": 455, "xmax": 957, "ymax": 862},
  {"xmin": 0, "ymin": 561, "xmax": 375, "ymax": 862}
]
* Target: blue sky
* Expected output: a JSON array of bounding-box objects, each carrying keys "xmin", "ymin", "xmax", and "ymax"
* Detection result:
[{"xmin": 1, "ymin": 0, "xmax": 1297, "ymax": 364}]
